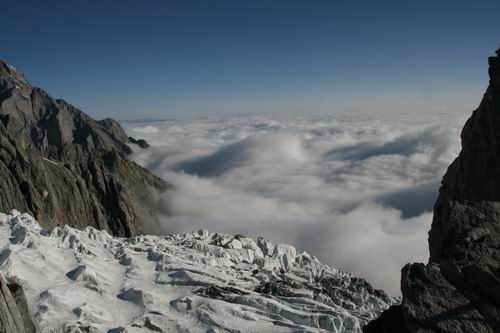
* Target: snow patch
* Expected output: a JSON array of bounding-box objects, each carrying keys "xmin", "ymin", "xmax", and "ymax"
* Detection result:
[{"xmin": 0, "ymin": 211, "xmax": 396, "ymax": 332}]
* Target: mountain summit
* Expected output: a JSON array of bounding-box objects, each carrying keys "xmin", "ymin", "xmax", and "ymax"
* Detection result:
[{"xmin": 0, "ymin": 61, "xmax": 169, "ymax": 237}]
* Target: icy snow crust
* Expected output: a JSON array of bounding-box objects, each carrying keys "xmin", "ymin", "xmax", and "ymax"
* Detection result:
[{"xmin": 0, "ymin": 211, "xmax": 396, "ymax": 332}]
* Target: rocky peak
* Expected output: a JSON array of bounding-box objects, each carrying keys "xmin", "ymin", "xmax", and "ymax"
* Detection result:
[
  {"xmin": 429, "ymin": 48, "xmax": 500, "ymax": 263},
  {"xmin": 365, "ymin": 48, "xmax": 500, "ymax": 333},
  {"xmin": 0, "ymin": 60, "xmax": 169, "ymax": 236},
  {"xmin": 0, "ymin": 65, "xmax": 132, "ymax": 156},
  {"xmin": 0, "ymin": 62, "xmax": 32, "ymax": 94},
  {"xmin": 488, "ymin": 48, "xmax": 500, "ymax": 88}
]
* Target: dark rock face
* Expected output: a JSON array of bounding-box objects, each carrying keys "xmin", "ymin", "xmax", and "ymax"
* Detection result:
[
  {"xmin": 363, "ymin": 305, "xmax": 408, "ymax": 333},
  {"xmin": 364, "ymin": 48, "xmax": 500, "ymax": 332},
  {"xmin": 0, "ymin": 61, "xmax": 169, "ymax": 236},
  {"xmin": 0, "ymin": 274, "xmax": 35, "ymax": 333},
  {"xmin": 129, "ymin": 136, "xmax": 150, "ymax": 148}
]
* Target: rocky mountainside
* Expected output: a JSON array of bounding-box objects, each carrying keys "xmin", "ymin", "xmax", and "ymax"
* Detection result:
[
  {"xmin": 0, "ymin": 210, "xmax": 396, "ymax": 332},
  {"xmin": 365, "ymin": 48, "xmax": 500, "ymax": 332},
  {"xmin": 0, "ymin": 61, "xmax": 169, "ymax": 237}
]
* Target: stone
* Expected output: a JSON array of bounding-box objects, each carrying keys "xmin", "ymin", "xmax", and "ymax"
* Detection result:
[
  {"xmin": 128, "ymin": 136, "xmax": 150, "ymax": 148},
  {"xmin": 363, "ymin": 305, "xmax": 407, "ymax": 333},
  {"xmin": 0, "ymin": 61, "xmax": 170, "ymax": 237},
  {"xmin": 364, "ymin": 48, "xmax": 500, "ymax": 332},
  {"xmin": 0, "ymin": 274, "xmax": 35, "ymax": 333}
]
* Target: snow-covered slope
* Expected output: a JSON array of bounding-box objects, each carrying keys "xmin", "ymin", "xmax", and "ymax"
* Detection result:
[{"xmin": 0, "ymin": 211, "xmax": 396, "ymax": 332}]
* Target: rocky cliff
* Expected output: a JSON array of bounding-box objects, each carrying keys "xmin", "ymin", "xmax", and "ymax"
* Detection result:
[
  {"xmin": 365, "ymin": 48, "xmax": 500, "ymax": 332},
  {"xmin": 0, "ymin": 61, "xmax": 169, "ymax": 237}
]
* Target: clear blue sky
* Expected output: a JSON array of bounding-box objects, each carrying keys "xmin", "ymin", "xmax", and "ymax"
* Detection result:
[{"xmin": 2, "ymin": 0, "xmax": 500, "ymax": 119}]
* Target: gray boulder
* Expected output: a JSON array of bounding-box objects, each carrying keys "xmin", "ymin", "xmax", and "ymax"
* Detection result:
[
  {"xmin": 364, "ymin": 48, "xmax": 500, "ymax": 332},
  {"xmin": 0, "ymin": 61, "xmax": 170, "ymax": 236}
]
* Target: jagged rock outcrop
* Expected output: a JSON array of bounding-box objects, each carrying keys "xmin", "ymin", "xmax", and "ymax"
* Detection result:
[
  {"xmin": 0, "ymin": 274, "xmax": 35, "ymax": 333},
  {"xmin": 0, "ymin": 61, "xmax": 169, "ymax": 236},
  {"xmin": 365, "ymin": 48, "xmax": 500, "ymax": 332}
]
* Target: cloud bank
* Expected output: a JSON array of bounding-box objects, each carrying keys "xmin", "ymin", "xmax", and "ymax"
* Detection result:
[{"xmin": 124, "ymin": 110, "xmax": 469, "ymax": 295}]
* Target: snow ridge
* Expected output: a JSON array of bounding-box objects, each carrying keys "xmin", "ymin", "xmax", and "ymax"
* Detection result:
[{"xmin": 0, "ymin": 211, "xmax": 396, "ymax": 332}]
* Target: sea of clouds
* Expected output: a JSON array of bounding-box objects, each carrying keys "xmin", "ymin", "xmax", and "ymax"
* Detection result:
[{"xmin": 123, "ymin": 110, "xmax": 470, "ymax": 295}]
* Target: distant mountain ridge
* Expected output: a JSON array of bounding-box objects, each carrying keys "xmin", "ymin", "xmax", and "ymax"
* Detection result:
[
  {"xmin": 365, "ymin": 48, "xmax": 500, "ymax": 332},
  {"xmin": 0, "ymin": 61, "xmax": 169, "ymax": 237}
]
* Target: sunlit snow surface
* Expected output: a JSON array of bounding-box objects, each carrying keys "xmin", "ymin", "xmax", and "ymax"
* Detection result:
[
  {"xmin": 123, "ymin": 110, "xmax": 470, "ymax": 295},
  {"xmin": 0, "ymin": 211, "xmax": 395, "ymax": 332}
]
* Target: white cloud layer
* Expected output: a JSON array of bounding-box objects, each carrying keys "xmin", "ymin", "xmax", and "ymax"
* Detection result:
[{"xmin": 124, "ymin": 110, "xmax": 470, "ymax": 295}]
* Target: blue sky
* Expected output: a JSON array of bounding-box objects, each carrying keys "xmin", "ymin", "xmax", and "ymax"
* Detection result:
[{"xmin": 2, "ymin": 0, "xmax": 500, "ymax": 119}]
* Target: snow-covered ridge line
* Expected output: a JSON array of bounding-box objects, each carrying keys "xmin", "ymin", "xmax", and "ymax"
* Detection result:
[{"xmin": 0, "ymin": 210, "xmax": 396, "ymax": 332}]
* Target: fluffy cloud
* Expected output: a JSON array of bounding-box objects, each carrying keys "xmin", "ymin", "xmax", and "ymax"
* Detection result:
[{"xmin": 124, "ymin": 110, "xmax": 469, "ymax": 295}]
